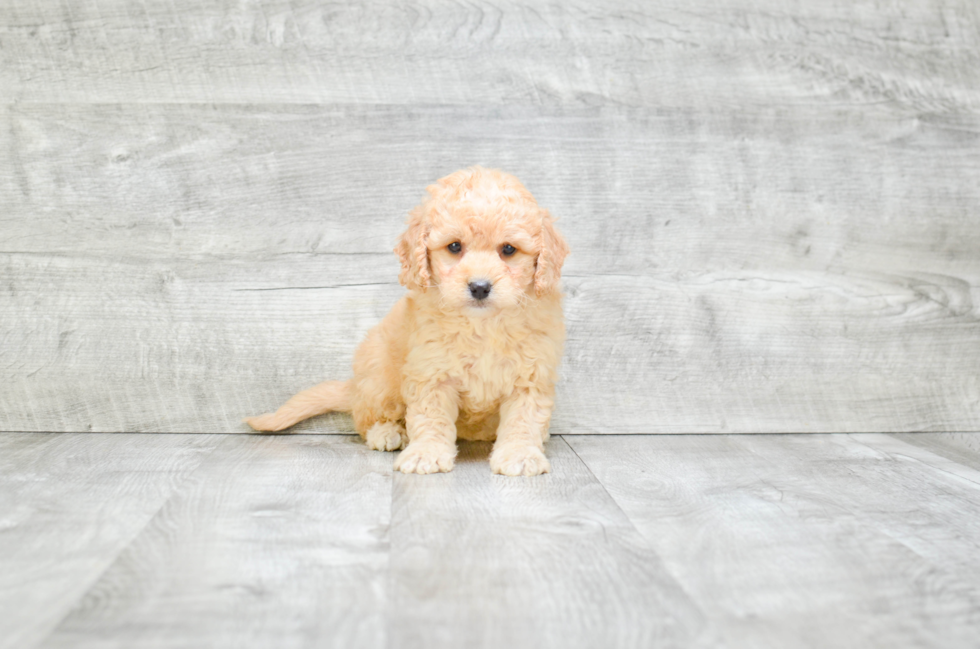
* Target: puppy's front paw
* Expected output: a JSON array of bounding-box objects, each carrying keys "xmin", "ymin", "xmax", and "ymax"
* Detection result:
[
  {"xmin": 490, "ymin": 444, "xmax": 551, "ymax": 476},
  {"xmin": 394, "ymin": 441, "xmax": 456, "ymax": 474},
  {"xmin": 365, "ymin": 422, "xmax": 408, "ymax": 451}
]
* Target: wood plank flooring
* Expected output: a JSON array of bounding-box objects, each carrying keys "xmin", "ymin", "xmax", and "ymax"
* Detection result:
[
  {"xmin": 3, "ymin": 431, "xmax": 979, "ymax": 648},
  {"xmin": 37, "ymin": 435, "xmax": 392, "ymax": 649},
  {"xmin": 0, "ymin": 433, "xmax": 221, "ymax": 649}
]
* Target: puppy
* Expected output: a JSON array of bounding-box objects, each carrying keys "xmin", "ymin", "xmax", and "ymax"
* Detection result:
[{"xmin": 245, "ymin": 167, "xmax": 569, "ymax": 476}]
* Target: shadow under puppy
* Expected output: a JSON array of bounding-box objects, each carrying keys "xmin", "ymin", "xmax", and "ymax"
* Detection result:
[{"xmin": 245, "ymin": 167, "xmax": 569, "ymax": 476}]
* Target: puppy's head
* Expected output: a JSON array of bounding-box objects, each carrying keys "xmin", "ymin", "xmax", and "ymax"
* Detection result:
[{"xmin": 396, "ymin": 167, "xmax": 568, "ymax": 315}]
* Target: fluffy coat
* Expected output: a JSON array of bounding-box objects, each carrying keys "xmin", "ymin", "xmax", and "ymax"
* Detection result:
[{"xmin": 245, "ymin": 167, "xmax": 569, "ymax": 475}]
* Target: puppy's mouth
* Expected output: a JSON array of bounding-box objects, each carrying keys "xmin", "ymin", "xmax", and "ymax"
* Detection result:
[{"xmin": 464, "ymin": 298, "xmax": 496, "ymax": 314}]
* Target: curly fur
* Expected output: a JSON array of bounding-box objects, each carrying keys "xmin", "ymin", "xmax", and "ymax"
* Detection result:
[{"xmin": 245, "ymin": 167, "xmax": 569, "ymax": 476}]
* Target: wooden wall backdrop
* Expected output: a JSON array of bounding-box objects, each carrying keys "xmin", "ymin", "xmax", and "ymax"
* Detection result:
[{"xmin": 1, "ymin": 0, "xmax": 979, "ymax": 434}]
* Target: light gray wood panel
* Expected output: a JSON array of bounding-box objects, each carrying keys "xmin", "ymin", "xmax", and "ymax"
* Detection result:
[
  {"xmin": 6, "ymin": 103, "xmax": 980, "ymax": 264},
  {"xmin": 2, "ymin": 102, "xmax": 979, "ymax": 433},
  {"xmin": 0, "ymin": 432, "xmax": 219, "ymax": 649},
  {"xmin": 835, "ymin": 433, "xmax": 980, "ymax": 581},
  {"xmin": 0, "ymin": 251, "xmax": 391, "ymax": 433},
  {"xmin": 2, "ymin": 0, "xmax": 978, "ymax": 108},
  {"xmin": 38, "ymin": 434, "xmax": 392, "ymax": 649},
  {"xmin": 567, "ymin": 434, "xmax": 980, "ymax": 648},
  {"xmin": 3, "ymin": 103, "xmax": 417, "ymax": 258},
  {"xmin": 558, "ymin": 270, "xmax": 980, "ymax": 433},
  {"xmin": 387, "ymin": 438, "xmax": 705, "ymax": 648},
  {"xmin": 891, "ymin": 432, "xmax": 980, "ymax": 471},
  {"xmin": 3, "ymin": 251, "xmax": 977, "ymax": 433}
]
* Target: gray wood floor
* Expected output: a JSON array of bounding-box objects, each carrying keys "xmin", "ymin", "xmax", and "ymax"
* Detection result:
[{"xmin": 3, "ymin": 431, "xmax": 980, "ymax": 649}]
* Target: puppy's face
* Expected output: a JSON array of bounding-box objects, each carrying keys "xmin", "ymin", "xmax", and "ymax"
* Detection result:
[
  {"xmin": 396, "ymin": 168, "xmax": 568, "ymax": 316},
  {"xmin": 427, "ymin": 215, "xmax": 538, "ymax": 315}
]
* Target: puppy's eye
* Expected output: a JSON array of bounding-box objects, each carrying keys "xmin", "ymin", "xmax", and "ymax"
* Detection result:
[
  {"xmin": 501, "ymin": 244, "xmax": 516, "ymax": 256},
  {"xmin": 448, "ymin": 241, "xmax": 462, "ymax": 254}
]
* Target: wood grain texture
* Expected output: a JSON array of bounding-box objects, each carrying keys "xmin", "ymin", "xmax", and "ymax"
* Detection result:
[
  {"xmin": 5, "ymin": 432, "xmax": 980, "ymax": 647},
  {"xmin": 0, "ymin": 432, "xmax": 219, "ymax": 649},
  {"xmin": 566, "ymin": 433, "xmax": 980, "ymax": 648},
  {"xmin": 2, "ymin": 1, "xmax": 980, "ymax": 434},
  {"xmin": 387, "ymin": 437, "xmax": 705, "ymax": 648},
  {"xmin": 2, "ymin": 0, "xmax": 978, "ymax": 108},
  {"xmin": 2, "ymin": 101, "xmax": 978, "ymax": 433},
  {"xmin": 37, "ymin": 434, "xmax": 392, "ymax": 649},
  {"xmin": 892, "ymin": 432, "xmax": 980, "ymax": 471}
]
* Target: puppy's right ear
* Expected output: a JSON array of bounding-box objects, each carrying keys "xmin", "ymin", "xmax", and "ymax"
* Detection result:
[{"xmin": 395, "ymin": 205, "xmax": 430, "ymax": 292}]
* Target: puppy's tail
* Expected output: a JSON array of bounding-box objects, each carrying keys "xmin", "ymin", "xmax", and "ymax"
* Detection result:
[{"xmin": 243, "ymin": 380, "xmax": 352, "ymax": 432}]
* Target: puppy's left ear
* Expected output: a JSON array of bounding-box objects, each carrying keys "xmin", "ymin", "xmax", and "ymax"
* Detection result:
[
  {"xmin": 533, "ymin": 210, "xmax": 569, "ymax": 296},
  {"xmin": 395, "ymin": 205, "xmax": 431, "ymax": 292}
]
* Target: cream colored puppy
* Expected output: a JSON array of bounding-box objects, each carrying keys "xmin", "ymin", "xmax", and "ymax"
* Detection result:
[{"xmin": 245, "ymin": 167, "xmax": 569, "ymax": 476}]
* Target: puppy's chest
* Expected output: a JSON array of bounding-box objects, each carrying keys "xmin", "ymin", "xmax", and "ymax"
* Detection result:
[
  {"xmin": 409, "ymin": 315, "xmax": 548, "ymax": 415},
  {"xmin": 454, "ymin": 347, "xmax": 522, "ymax": 414}
]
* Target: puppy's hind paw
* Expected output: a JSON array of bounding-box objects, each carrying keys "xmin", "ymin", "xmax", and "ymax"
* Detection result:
[
  {"xmin": 490, "ymin": 444, "xmax": 551, "ymax": 476},
  {"xmin": 365, "ymin": 422, "xmax": 408, "ymax": 452},
  {"xmin": 394, "ymin": 441, "xmax": 456, "ymax": 474}
]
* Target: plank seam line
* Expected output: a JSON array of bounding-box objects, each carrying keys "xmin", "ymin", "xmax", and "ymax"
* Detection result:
[
  {"xmin": 26, "ymin": 435, "xmax": 228, "ymax": 647},
  {"xmin": 386, "ymin": 448, "xmax": 396, "ymax": 649},
  {"xmin": 232, "ymin": 282, "xmax": 398, "ymax": 291},
  {"xmin": 889, "ymin": 433, "xmax": 980, "ymax": 472},
  {"xmin": 851, "ymin": 434, "xmax": 980, "ymax": 489},
  {"xmin": 559, "ymin": 435, "xmax": 713, "ymax": 618},
  {"xmin": 560, "ymin": 436, "xmax": 650, "ymax": 538}
]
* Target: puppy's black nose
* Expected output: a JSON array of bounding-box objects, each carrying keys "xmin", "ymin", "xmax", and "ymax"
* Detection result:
[{"xmin": 468, "ymin": 280, "xmax": 492, "ymax": 301}]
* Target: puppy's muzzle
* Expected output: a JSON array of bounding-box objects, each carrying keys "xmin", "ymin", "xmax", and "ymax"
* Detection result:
[{"xmin": 468, "ymin": 280, "xmax": 492, "ymax": 301}]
